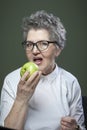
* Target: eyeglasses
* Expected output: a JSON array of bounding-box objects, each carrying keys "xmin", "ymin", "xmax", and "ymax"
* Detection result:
[{"xmin": 22, "ymin": 40, "xmax": 58, "ymax": 51}]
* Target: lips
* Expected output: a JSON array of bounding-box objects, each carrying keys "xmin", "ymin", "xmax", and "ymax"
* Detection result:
[{"xmin": 33, "ymin": 57, "xmax": 43, "ymax": 65}]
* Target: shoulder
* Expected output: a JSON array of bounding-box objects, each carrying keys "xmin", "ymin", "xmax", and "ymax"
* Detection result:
[
  {"xmin": 58, "ymin": 67, "xmax": 81, "ymax": 100},
  {"xmin": 59, "ymin": 67, "xmax": 78, "ymax": 82},
  {"xmin": 1, "ymin": 68, "xmax": 21, "ymax": 98},
  {"xmin": 5, "ymin": 68, "xmax": 21, "ymax": 79},
  {"xmin": 58, "ymin": 67, "xmax": 81, "ymax": 91},
  {"xmin": 4, "ymin": 68, "xmax": 21, "ymax": 85}
]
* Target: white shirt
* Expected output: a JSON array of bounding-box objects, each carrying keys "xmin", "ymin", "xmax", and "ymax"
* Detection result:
[{"xmin": 0, "ymin": 65, "xmax": 86, "ymax": 130}]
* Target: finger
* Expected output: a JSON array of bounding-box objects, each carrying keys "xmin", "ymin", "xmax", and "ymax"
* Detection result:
[
  {"xmin": 20, "ymin": 71, "xmax": 30, "ymax": 82},
  {"xmin": 61, "ymin": 117, "xmax": 76, "ymax": 124},
  {"xmin": 24, "ymin": 71, "xmax": 41, "ymax": 97},
  {"xmin": 61, "ymin": 120, "xmax": 71, "ymax": 128},
  {"xmin": 27, "ymin": 71, "xmax": 41, "ymax": 82},
  {"xmin": 61, "ymin": 117, "xmax": 77, "ymax": 129},
  {"xmin": 26, "ymin": 71, "xmax": 41, "ymax": 89},
  {"xmin": 61, "ymin": 125, "xmax": 70, "ymax": 130},
  {"xmin": 31, "ymin": 71, "xmax": 42, "ymax": 90}
]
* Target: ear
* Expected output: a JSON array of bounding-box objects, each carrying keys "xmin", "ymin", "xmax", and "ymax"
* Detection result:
[{"xmin": 55, "ymin": 47, "xmax": 62, "ymax": 57}]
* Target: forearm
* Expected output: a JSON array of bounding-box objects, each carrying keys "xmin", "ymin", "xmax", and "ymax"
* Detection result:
[
  {"xmin": 4, "ymin": 71, "xmax": 41, "ymax": 130},
  {"xmin": 4, "ymin": 98, "xmax": 28, "ymax": 130}
]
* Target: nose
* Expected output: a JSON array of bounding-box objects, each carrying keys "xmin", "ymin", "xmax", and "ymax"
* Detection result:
[{"xmin": 32, "ymin": 44, "xmax": 40, "ymax": 54}]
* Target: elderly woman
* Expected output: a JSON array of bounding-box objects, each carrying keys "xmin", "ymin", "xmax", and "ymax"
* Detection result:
[{"xmin": 0, "ymin": 10, "xmax": 86, "ymax": 130}]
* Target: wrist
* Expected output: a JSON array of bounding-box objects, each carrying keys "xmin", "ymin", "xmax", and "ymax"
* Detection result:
[{"xmin": 15, "ymin": 96, "xmax": 29, "ymax": 108}]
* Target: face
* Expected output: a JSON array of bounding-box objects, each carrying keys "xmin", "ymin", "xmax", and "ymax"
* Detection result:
[{"xmin": 26, "ymin": 29, "xmax": 61, "ymax": 75}]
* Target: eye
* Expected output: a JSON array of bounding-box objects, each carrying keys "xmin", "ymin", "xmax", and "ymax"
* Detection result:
[
  {"xmin": 42, "ymin": 41, "xmax": 48, "ymax": 46},
  {"xmin": 26, "ymin": 41, "xmax": 33, "ymax": 47}
]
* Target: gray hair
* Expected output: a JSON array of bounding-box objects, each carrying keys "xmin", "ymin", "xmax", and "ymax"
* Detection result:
[{"xmin": 22, "ymin": 10, "xmax": 66, "ymax": 49}]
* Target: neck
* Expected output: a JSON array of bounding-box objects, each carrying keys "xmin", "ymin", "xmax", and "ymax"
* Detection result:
[{"xmin": 42, "ymin": 63, "xmax": 56, "ymax": 76}]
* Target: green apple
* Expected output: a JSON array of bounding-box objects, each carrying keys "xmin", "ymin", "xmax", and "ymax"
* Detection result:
[{"xmin": 20, "ymin": 62, "xmax": 39, "ymax": 78}]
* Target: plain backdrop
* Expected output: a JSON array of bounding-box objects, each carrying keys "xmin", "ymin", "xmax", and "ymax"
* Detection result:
[{"xmin": 0, "ymin": 0, "xmax": 87, "ymax": 96}]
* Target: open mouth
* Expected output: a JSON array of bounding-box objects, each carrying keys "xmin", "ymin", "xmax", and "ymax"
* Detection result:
[{"xmin": 33, "ymin": 57, "xmax": 43, "ymax": 65}]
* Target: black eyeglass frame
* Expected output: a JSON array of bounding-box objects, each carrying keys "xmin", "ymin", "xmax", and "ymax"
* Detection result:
[{"xmin": 22, "ymin": 40, "xmax": 60, "ymax": 51}]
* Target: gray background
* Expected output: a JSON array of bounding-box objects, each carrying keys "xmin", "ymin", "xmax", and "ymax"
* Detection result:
[{"xmin": 0, "ymin": 0, "xmax": 87, "ymax": 96}]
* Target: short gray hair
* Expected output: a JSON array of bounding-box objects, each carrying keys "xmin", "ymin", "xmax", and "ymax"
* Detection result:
[{"xmin": 22, "ymin": 10, "xmax": 66, "ymax": 49}]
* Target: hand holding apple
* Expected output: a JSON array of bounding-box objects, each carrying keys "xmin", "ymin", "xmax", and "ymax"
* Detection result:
[
  {"xmin": 20, "ymin": 62, "xmax": 39, "ymax": 79},
  {"xmin": 17, "ymin": 62, "xmax": 40, "ymax": 103}
]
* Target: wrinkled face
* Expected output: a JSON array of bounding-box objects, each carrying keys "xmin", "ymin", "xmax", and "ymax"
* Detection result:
[{"xmin": 26, "ymin": 29, "xmax": 61, "ymax": 75}]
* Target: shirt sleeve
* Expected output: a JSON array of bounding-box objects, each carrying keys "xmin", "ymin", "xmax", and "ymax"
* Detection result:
[
  {"xmin": 0, "ymin": 76, "xmax": 16, "ymax": 126},
  {"xmin": 69, "ymin": 78, "xmax": 86, "ymax": 130}
]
